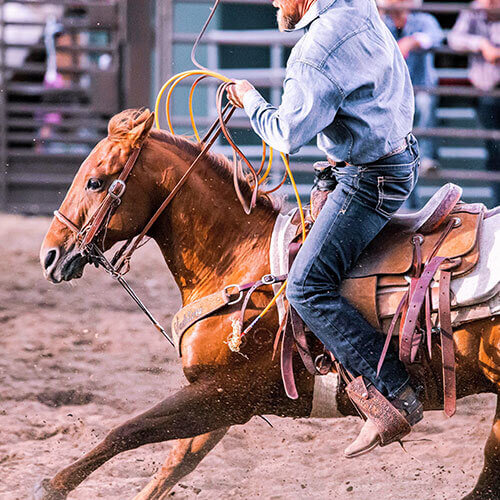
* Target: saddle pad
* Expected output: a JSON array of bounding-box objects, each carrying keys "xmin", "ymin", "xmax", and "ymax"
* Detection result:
[
  {"xmin": 269, "ymin": 210, "xmax": 299, "ymax": 323},
  {"xmin": 310, "ymin": 372, "xmax": 342, "ymax": 418}
]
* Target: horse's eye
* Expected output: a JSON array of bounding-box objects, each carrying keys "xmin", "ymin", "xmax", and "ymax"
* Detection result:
[{"xmin": 86, "ymin": 178, "xmax": 103, "ymax": 191}]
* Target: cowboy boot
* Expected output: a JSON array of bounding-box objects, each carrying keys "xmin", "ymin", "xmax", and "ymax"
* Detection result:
[{"xmin": 344, "ymin": 383, "xmax": 423, "ymax": 458}]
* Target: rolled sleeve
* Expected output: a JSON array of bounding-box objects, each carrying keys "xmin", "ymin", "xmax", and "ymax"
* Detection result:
[
  {"xmin": 242, "ymin": 89, "xmax": 268, "ymax": 116},
  {"xmin": 241, "ymin": 62, "xmax": 344, "ymax": 154}
]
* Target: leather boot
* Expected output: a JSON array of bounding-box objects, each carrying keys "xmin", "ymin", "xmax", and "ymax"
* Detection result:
[{"xmin": 344, "ymin": 384, "xmax": 423, "ymax": 458}]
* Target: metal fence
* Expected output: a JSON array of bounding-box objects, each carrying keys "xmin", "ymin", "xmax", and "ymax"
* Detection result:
[{"xmin": 0, "ymin": 0, "xmax": 153, "ymax": 214}]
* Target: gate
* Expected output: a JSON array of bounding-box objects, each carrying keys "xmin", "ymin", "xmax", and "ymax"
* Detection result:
[{"xmin": 0, "ymin": 0, "xmax": 126, "ymax": 213}]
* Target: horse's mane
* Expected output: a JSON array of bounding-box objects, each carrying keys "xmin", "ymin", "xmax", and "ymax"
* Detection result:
[{"xmin": 108, "ymin": 108, "xmax": 281, "ymax": 212}]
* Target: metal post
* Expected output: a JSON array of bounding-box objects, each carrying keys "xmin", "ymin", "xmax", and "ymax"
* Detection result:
[
  {"xmin": 124, "ymin": 0, "xmax": 153, "ymax": 108},
  {"xmin": 0, "ymin": 3, "xmax": 7, "ymax": 211},
  {"xmin": 154, "ymin": 0, "xmax": 174, "ymax": 102}
]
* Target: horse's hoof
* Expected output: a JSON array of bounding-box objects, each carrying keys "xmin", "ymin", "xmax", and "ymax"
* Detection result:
[{"xmin": 33, "ymin": 479, "xmax": 67, "ymax": 500}]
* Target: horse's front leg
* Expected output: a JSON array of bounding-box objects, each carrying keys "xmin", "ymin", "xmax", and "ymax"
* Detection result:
[
  {"xmin": 34, "ymin": 379, "xmax": 255, "ymax": 500},
  {"xmin": 132, "ymin": 428, "xmax": 229, "ymax": 500}
]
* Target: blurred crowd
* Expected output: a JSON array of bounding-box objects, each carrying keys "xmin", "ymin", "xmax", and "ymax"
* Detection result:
[
  {"xmin": 2, "ymin": 1, "xmax": 499, "ymax": 204},
  {"xmin": 379, "ymin": 0, "xmax": 500, "ymax": 205}
]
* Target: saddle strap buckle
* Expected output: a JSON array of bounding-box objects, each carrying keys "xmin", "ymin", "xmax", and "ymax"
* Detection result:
[
  {"xmin": 224, "ymin": 284, "xmax": 243, "ymax": 305},
  {"xmin": 261, "ymin": 273, "xmax": 277, "ymax": 285}
]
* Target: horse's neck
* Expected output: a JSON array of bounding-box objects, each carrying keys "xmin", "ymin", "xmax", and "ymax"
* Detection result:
[{"xmin": 149, "ymin": 139, "xmax": 278, "ymax": 302}]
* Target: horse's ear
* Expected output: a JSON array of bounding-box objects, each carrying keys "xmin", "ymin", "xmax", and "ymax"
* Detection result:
[{"xmin": 127, "ymin": 111, "xmax": 155, "ymax": 148}]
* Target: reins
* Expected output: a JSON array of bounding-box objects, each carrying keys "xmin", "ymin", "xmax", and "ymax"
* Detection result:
[{"xmin": 53, "ymin": 0, "xmax": 309, "ymax": 350}]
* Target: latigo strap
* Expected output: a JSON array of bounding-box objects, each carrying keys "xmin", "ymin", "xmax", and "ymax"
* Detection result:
[{"xmin": 439, "ymin": 270, "xmax": 456, "ymax": 417}]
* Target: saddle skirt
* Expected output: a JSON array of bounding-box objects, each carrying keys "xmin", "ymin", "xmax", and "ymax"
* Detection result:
[{"xmin": 269, "ymin": 203, "xmax": 500, "ymax": 335}]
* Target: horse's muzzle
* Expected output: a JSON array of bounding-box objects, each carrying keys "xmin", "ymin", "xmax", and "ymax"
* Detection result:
[{"xmin": 40, "ymin": 245, "xmax": 87, "ymax": 283}]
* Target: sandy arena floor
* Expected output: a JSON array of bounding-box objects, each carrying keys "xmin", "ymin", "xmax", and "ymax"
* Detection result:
[{"xmin": 0, "ymin": 213, "xmax": 496, "ymax": 500}]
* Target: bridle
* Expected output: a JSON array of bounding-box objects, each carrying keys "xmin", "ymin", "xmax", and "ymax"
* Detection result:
[
  {"xmin": 54, "ymin": 98, "xmax": 235, "ymax": 269},
  {"xmin": 51, "ymin": 0, "xmax": 279, "ymax": 349},
  {"xmin": 54, "ymin": 146, "xmax": 141, "ymax": 260},
  {"xmin": 52, "ymin": 101, "xmax": 237, "ymax": 347}
]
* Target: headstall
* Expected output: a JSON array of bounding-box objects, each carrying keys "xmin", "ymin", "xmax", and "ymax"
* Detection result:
[{"xmin": 51, "ymin": 98, "xmax": 263, "ymax": 348}]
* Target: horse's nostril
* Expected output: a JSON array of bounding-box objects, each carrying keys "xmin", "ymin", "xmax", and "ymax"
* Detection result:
[{"xmin": 44, "ymin": 249, "xmax": 57, "ymax": 270}]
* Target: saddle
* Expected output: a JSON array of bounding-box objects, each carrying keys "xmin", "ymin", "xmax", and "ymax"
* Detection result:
[
  {"xmin": 170, "ymin": 172, "xmax": 486, "ymax": 423},
  {"xmin": 284, "ymin": 176, "xmax": 486, "ymax": 419}
]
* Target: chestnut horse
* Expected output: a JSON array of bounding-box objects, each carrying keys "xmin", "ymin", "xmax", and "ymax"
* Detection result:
[{"xmin": 38, "ymin": 109, "xmax": 500, "ymax": 500}]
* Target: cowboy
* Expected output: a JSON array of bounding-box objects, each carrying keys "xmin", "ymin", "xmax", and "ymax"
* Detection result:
[{"xmin": 227, "ymin": 0, "xmax": 423, "ymax": 457}]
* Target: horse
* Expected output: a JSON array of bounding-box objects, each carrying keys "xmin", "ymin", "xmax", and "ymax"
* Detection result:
[{"xmin": 38, "ymin": 108, "xmax": 500, "ymax": 500}]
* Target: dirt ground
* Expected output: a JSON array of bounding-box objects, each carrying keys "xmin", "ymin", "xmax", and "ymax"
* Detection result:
[{"xmin": 0, "ymin": 213, "xmax": 497, "ymax": 500}]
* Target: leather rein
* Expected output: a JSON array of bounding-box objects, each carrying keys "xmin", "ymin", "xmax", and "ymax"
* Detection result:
[{"xmin": 52, "ymin": 93, "xmax": 276, "ymax": 348}]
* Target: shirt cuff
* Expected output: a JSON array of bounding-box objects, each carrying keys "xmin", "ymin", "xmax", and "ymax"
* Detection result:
[
  {"xmin": 242, "ymin": 88, "xmax": 269, "ymax": 116},
  {"xmin": 412, "ymin": 32, "xmax": 433, "ymax": 50}
]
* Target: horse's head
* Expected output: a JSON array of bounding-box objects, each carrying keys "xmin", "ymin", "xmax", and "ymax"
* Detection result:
[{"xmin": 40, "ymin": 108, "xmax": 156, "ymax": 283}]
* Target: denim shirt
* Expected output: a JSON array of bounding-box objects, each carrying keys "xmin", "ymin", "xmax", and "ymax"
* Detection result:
[
  {"xmin": 242, "ymin": 0, "xmax": 414, "ymax": 165},
  {"xmin": 383, "ymin": 13, "xmax": 444, "ymax": 88}
]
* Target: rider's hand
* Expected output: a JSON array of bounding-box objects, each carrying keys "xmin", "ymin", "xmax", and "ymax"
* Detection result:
[
  {"xmin": 226, "ymin": 80, "xmax": 255, "ymax": 108},
  {"xmin": 480, "ymin": 38, "xmax": 500, "ymax": 64}
]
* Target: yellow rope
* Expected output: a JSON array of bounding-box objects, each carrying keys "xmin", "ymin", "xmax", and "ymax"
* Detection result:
[
  {"xmin": 281, "ymin": 153, "xmax": 306, "ymax": 242},
  {"xmin": 188, "ymin": 76, "xmax": 207, "ymax": 142},
  {"xmin": 155, "ymin": 68, "xmax": 308, "ymax": 328},
  {"xmin": 154, "ymin": 69, "xmax": 232, "ymax": 130},
  {"xmin": 256, "ymin": 280, "xmax": 287, "ymax": 321},
  {"xmin": 258, "ymin": 146, "xmax": 274, "ymax": 185}
]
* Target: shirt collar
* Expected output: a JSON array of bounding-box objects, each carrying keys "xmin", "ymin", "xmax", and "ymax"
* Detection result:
[{"xmin": 287, "ymin": 0, "xmax": 337, "ymax": 31}]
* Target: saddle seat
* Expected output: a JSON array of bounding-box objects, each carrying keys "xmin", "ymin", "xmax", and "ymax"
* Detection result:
[
  {"xmin": 389, "ymin": 183, "xmax": 462, "ymax": 234},
  {"xmin": 346, "ymin": 184, "xmax": 484, "ymax": 281}
]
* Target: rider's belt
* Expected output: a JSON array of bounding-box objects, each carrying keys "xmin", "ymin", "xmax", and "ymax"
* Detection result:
[
  {"xmin": 327, "ymin": 134, "xmax": 414, "ymax": 168},
  {"xmin": 376, "ymin": 134, "xmax": 413, "ymax": 162}
]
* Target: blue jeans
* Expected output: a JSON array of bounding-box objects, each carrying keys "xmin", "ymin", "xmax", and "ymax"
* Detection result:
[{"xmin": 287, "ymin": 135, "xmax": 420, "ymax": 399}]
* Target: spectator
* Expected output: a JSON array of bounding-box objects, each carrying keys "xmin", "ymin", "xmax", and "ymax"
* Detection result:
[
  {"xmin": 448, "ymin": 0, "xmax": 500, "ymax": 207},
  {"xmin": 381, "ymin": 0, "xmax": 444, "ymax": 176}
]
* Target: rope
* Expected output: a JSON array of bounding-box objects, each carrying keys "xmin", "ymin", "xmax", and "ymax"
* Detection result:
[{"xmin": 153, "ymin": 0, "xmax": 309, "ymax": 329}]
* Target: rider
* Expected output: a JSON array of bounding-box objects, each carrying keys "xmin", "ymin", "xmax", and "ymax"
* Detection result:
[{"xmin": 227, "ymin": 0, "xmax": 423, "ymax": 457}]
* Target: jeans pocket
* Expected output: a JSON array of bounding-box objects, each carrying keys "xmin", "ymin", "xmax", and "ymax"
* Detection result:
[{"xmin": 375, "ymin": 168, "xmax": 415, "ymax": 218}]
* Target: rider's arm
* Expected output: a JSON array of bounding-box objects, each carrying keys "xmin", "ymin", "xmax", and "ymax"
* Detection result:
[{"xmin": 242, "ymin": 61, "xmax": 344, "ymax": 154}]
